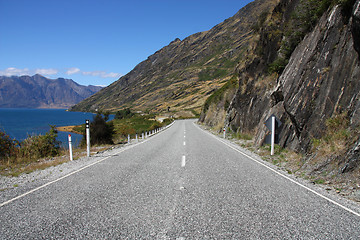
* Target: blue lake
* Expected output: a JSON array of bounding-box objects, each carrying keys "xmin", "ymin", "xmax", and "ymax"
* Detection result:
[{"xmin": 0, "ymin": 108, "xmax": 100, "ymax": 147}]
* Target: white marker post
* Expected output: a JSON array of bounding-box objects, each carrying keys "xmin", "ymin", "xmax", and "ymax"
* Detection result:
[
  {"xmin": 128, "ymin": 134, "xmax": 131, "ymax": 143},
  {"xmin": 68, "ymin": 134, "xmax": 73, "ymax": 161},
  {"xmin": 271, "ymin": 116, "xmax": 275, "ymax": 156},
  {"xmin": 223, "ymin": 127, "xmax": 226, "ymax": 139},
  {"xmin": 86, "ymin": 119, "xmax": 90, "ymax": 157},
  {"xmin": 136, "ymin": 134, "xmax": 138, "ymax": 142},
  {"xmin": 264, "ymin": 114, "xmax": 282, "ymax": 157}
]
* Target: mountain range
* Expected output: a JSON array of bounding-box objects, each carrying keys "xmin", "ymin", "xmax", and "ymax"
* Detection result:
[{"xmin": 0, "ymin": 74, "xmax": 102, "ymax": 108}]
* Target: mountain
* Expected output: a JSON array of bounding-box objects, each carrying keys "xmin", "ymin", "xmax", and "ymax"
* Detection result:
[
  {"xmin": 0, "ymin": 74, "xmax": 103, "ymax": 108},
  {"xmin": 70, "ymin": 0, "xmax": 360, "ymax": 186},
  {"xmin": 70, "ymin": 0, "xmax": 279, "ymax": 116},
  {"xmin": 200, "ymin": 0, "xmax": 360, "ymax": 183}
]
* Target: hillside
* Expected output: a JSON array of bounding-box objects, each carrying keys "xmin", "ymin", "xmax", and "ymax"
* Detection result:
[
  {"xmin": 70, "ymin": 0, "xmax": 360, "ymax": 194},
  {"xmin": 200, "ymin": 0, "xmax": 360, "ymax": 191},
  {"xmin": 0, "ymin": 74, "xmax": 102, "ymax": 108},
  {"xmin": 70, "ymin": 0, "xmax": 279, "ymax": 116}
]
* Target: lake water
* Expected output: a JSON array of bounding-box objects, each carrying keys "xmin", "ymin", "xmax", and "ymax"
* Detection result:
[{"xmin": 0, "ymin": 108, "xmax": 97, "ymax": 147}]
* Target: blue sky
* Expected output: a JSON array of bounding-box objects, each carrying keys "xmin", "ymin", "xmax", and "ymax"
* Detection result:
[{"xmin": 0, "ymin": 0, "xmax": 253, "ymax": 86}]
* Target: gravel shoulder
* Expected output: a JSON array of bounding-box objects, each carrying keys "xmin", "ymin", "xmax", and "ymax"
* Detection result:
[{"xmin": 195, "ymin": 122, "xmax": 360, "ymax": 215}]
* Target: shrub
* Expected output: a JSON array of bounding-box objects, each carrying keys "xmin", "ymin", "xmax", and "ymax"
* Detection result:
[
  {"xmin": 85, "ymin": 113, "xmax": 115, "ymax": 145},
  {"xmin": 115, "ymin": 108, "xmax": 134, "ymax": 120},
  {"xmin": 268, "ymin": 0, "xmax": 343, "ymax": 74},
  {"xmin": 203, "ymin": 75, "xmax": 238, "ymax": 112},
  {"xmin": 17, "ymin": 126, "xmax": 60, "ymax": 162},
  {"xmin": 0, "ymin": 129, "xmax": 18, "ymax": 161}
]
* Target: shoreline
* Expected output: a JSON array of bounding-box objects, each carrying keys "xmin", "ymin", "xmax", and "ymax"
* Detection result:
[{"xmin": 56, "ymin": 125, "xmax": 82, "ymax": 135}]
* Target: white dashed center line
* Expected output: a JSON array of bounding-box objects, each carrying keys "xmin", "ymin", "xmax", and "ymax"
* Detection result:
[{"xmin": 181, "ymin": 155, "xmax": 186, "ymax": 167}]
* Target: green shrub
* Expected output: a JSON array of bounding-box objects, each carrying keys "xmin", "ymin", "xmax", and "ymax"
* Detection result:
[
  {"xmin": 198, "ymin": 68, "xmax": 229, "ymax": 81},
  {"xmin": 203, "ymin": 75, "xmax": 238, "ymax": 112},
  {"xmin": 162, "ymin": 118, "xmax": 174, "ymax": 125},
  {"xmin": 83, "ymin": 113, "xmax": 115, "ymax": 146},
  {"xmin": 115, "ymin": 108, "xmax": 134, "ymax": 120},
  {"xmin": 268, "ymin": 0, "xmax": 346, "ymax": 74},
  {"xmin": 18, "ymin": 126, "xmax": 60, "ymax": 162},
  {"xmin": 0, "ymin": 129, "xmax": 18, "ymax": 161}
]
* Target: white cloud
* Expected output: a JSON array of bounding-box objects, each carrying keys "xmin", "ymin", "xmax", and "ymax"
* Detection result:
[
  {"xmin": 0, "ymin": 67, "xmax": 59, "ymax": 77},
  {"xmin": 82, "ymin": 71, "xmax": 121, "ymax": 79},
  {"xmin": 0, "ymin": 67, "xmax": 121, "ymax": 80},
  {"xmin": 66, "ymin": 67, "xmax": 81, "ymax": 75},
  {"xmin": 103, "ymin": 72, "xmax": 122, "ymax": 78},
  {"xmin": 35, "ymin": 68, "xmax": 58, "ymax": 75},
  {"xmin": 0, "ymin": 67, "xmax": 31, "ymax": 76}
]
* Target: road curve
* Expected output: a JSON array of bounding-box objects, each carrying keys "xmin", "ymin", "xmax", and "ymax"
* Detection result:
[{"xmin": 1, "ymin": 119, "xmax": 359, "ymax": 239}]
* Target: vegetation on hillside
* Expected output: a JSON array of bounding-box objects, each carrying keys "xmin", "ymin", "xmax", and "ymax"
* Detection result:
[
  {"xmin": 268, "ymin": 0, "xmax": 356, "ymax": 74},
  {"xmin": 311, "ymin": 112, "xmax": 358, "ymax": 157},
  {"xmin": 203, "ymin": 75, "xmax": 239, "ymax": 112},
  {"xmin": 112, "ymin": 110, "xmax": 173, "ymax": 142}
]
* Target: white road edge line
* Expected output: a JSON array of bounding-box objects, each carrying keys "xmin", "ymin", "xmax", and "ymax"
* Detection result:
[
  {"xmin": 1, "ymin": 122, "xmax": 177, "ymax": 208},
  {"xmin": 0, "ymin": 139, "xmax": 149, "ymax": 208},
  {"xmin": 181, "ymin": 155, "xmax": 186, "ymax": 167},
  {"xmin": 194, "ymin": 123, "xmax": 360, "ymax": 218}
]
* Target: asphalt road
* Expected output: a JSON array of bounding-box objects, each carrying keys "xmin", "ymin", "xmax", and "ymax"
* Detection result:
[{"xmin": 1, "ymin": 119, "xmax": 360, "ymax": 239}]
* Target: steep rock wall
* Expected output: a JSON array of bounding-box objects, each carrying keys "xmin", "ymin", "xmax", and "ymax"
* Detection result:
[{"xmin": 226, "ymin": 1, "xmax": 360, "ymax": 173}]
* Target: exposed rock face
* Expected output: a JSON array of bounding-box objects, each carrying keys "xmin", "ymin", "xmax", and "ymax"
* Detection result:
[
  {"xmin": 269, "ymin": 4, "xmax": 360, "ymax": 152},
  {"xmin": 0, "ymin": 74, "xmax": 102, "ymax": 108},
  {"xmin": 352, "ymin": 0, "xmax": 360, "ymax": 59},
  {"xmin": 223, "ymin": 0, "xmax": 360, "ymax": 173}
]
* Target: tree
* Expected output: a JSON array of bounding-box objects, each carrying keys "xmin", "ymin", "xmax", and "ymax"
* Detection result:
[{"xmin": 84, "ymin": 113, "xmax": 114, "ymax": 145}]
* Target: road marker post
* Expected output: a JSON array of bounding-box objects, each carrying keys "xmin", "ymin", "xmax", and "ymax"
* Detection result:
[
  {"xmin": 68, "ymin": 134, "xmax": 73, "ymax": 161},
  {"xmin": 86, "ymin": 119, "xmax": 90, "ymax": 157},
  {"xmin": 264, "ymin": 114, "xmax": 282, "ymax": 156},
  {"xmin": 136, "ymin": 134, "xmax": 138, "ymax": 142},
  {"xmin": 128, "ymin": 134, "xmax": 131, "ymax": 143},
  {"xmin": 223, "ymin": 127, "xmax": 226, "ymax": 139},
  {"xmin": 271, "ymin": 116, "xmax": 275, "ymax": 155}
]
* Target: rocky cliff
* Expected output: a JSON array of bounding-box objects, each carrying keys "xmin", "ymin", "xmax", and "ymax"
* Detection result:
[
  {"xmin": 70, "ymin": 0, "xmax": 279, "ymax": 116},
  {"xmin": 0, "ymin": 74, "xmax": 102, "ymax": 108},
  {"xmin": 201, "ymin": 0, "xmax": 360, "ymax": 180}
]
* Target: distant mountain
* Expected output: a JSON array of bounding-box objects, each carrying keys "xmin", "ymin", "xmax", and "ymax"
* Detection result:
[{"xmin": 0, "ymin": 74, "xmax": 103, "ymax": 108}]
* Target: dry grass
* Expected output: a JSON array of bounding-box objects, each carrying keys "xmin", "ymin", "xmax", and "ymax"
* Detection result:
[
  {"xmin": 0, "ymin": 146, "xmax": 111, "ymax": 177},
  {"xmin": 56, "ymin": 125, "xmax": 82, "ymax": 135}
]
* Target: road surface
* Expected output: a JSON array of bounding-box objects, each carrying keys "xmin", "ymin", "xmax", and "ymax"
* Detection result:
[{"xmin": 1, "ymin": 119, "xmax": 360, "ymax": 239}]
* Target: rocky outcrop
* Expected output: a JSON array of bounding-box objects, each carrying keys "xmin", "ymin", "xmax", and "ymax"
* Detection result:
[
  {"xmin": 221, "ymin": 0, "xmax": 360, "ymax": 175},
  {"xmin": 266, "ymin": 3, "xmax": 360, "ymax": 152},
  {"xmin": 352, "ymin": 0, "xmax": 360, "ymax": 58},
  {"xmin": 0, "ymin": 74, "xmax": 102, "ymax": 108}
]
